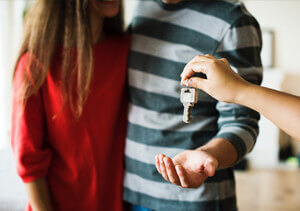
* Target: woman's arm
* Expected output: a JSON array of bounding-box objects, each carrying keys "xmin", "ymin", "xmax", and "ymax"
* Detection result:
[
  {"xmin": 25, "ymin": 177, "xmax": 53, "ymax": 211},
  {"xmin": 12, "ymin": 54, "xmax": 54, "ymax": 210},
  {"xmin": 155, "ymin": 54, "xmax": 300, "ymax": 189},
  {"xmin": 237, "ymin": 83, "xmax": 300, "ymax": 141},
  {"xmin": 181, "ymin": 54, "xmax": 300, "ymax": 141}
]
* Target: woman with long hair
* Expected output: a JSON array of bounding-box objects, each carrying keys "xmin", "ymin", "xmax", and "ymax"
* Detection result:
[{"xmin": 11, "ymin": 0, "xmax": 129, "ymax": 210}]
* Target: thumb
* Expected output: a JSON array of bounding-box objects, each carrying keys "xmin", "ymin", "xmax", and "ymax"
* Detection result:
[
  {"xmin": 183, "ymin": 77, "xmax": 206, "ymax": 90},
  {"xmin": 203, "ymin": 159, "xmax": 218, "ymax": 177}
]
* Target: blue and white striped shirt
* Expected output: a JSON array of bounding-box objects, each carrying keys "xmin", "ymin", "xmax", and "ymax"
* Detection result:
[{"xmin": 124, "ymin": 0, "xmax": 262, "ymax": 210}]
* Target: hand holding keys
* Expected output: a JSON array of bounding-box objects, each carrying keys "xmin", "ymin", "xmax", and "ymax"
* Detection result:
[{"xmin": 180, "ymin": 87, "xmax": 198, "ymax": 123}]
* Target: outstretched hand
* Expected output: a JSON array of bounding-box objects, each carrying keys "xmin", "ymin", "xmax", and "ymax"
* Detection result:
[
  {"xmin": 155, "ymin": 150, "xmax": 218, "ymax": 188},
  {"xmin": 180, "ymin": 54, "xmax": 249, "ymax": 104}
]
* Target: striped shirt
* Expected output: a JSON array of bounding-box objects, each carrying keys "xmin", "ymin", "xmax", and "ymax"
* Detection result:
[{"xmin": 124, "ymin": 0, "xmax": 262, "ymax": 210}]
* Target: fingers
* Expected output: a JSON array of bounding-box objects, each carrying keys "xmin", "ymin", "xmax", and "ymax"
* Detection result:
[
  {"xmin": 220, "ymin": 57, "xmax": 228, "ymax": 63},
  {"xmin": 159, "ymin": 154, "xmax": 170, "ymax": 182},
  {"xmin": 163, "ymin": 157, "xmax": 180, "ymax": 185},
  {"xmin": 155, "ymin": 155, "xmax": 161, "ymax": 174},
  {"xmin": 181, "ymin": 61, "xmax": 209, "ymax": 82},
  {"xmin": 182, "ymin": 77, "xmax": 206, "ymax": 90},
  {"xmin": 156, "ymin": 155, "xmax": 183, "ymax": 186},
  {"xmin": 156, "ymin": 154, "xmax": 181, "ymax": 186},
  {"xmin": 204, "ymin": 54, "xmax": 215, "ymax": 59},
  {"xmin": 181, "ymin": 55, "xmax": 228, "ymax": 85},
  {"xmin": 181, "ymin": 54, "xmax": 217, "ymax": 80},
  {"xmin": 175, "ymin": 165, "xmax": 189, "ymax": 188}
]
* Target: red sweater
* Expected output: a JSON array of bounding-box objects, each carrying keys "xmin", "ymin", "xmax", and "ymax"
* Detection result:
[{"xmin": 11, "ymin": 35, "xmax": 130, "ymax": 211}]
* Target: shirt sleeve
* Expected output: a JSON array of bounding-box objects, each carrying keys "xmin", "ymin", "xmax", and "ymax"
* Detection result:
[
  {"xmin": 213, "ymin": 15, "xmax": 263, "ymax": 162},
  {"xmin": 11, "ymin": 54, "xmax": 52, "ymax": 183}
]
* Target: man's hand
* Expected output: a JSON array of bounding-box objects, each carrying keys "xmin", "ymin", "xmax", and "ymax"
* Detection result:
[{"xmin": 155, "ymin": 149, "xmax": 218, "ymax": 188}]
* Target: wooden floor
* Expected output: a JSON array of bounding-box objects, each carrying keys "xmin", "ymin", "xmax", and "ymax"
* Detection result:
[{"xmin": 235, "ymin": 169, "xmax": 300, "ymax": 211}]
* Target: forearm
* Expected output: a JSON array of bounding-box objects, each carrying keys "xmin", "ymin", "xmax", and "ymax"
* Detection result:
[
  {"xmin": 237, "ymin": 83, "xmax": 300, "ymax": 140},
  {"xmin": 24, "ymin": 177, "xmax": 53, "ymax": 211},
  {"xmin": 197, "ymin": 137, "xmax": 238, "ymax": 169}
]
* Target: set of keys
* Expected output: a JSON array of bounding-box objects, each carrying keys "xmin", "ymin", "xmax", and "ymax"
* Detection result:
[{"xmin": 180, "ymin": 87, "xmax": 198, "ymax": 123}]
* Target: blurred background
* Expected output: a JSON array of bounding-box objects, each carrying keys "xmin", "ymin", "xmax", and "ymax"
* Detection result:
[{"xmin": 0, "ymin": 0, "xmax": 300, "ymax": 210}]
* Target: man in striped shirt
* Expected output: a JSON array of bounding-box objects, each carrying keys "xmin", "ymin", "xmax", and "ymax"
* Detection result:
[{"xmin": 124, "ymin": 0, "xmax": 262, "ymax": 210}]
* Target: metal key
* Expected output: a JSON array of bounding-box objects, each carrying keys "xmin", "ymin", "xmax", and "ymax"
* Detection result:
[{"xmin": 180, "ymin": 87, "xmax": 198, "ymax": 123}]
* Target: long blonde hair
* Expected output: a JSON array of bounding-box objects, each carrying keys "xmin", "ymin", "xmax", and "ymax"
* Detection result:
[{"xmin": 14, "ymin": 0, "xmax": 124, "ymax": 117}]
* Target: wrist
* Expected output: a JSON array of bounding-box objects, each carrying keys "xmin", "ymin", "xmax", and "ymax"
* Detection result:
[
  {"xmin": 233, "ymin": 81, "xmax": 253, "ymax": 105},
  {"xmin": 196, "ymin": 137, "xmax": 238, "ymax": 169},
  {"xmin": 196, "ymin": 147, "xmax": 219, "ymax": 169}
]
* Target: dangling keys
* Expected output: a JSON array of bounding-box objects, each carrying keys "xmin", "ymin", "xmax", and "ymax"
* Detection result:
[{"xmin": 180, "ymin": 87, "xmax": 198, "ymax": 123}]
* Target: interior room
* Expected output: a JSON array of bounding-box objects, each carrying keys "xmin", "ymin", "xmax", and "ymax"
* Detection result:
[{"xmin": 0, "ymin": 0, "xmax": 300, "ymax": 210}]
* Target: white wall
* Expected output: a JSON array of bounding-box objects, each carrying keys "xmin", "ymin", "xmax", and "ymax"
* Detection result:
[
  {"xmin": 124, "ymin": 0, "xmax": 136, "ymax": 26},
  {"xmin": 244, "ymin": 0, "xmax": 300, "ymax": 72},
  {"xmin": 0, "ymin": 1, "xmax": 25, "ymax": 149},
  {"xmin": 244, "ymin": 0, "xmax": 300, "ymax": 168},
  {"xmin": 0, "ymin": 1, "xmax": 11, "ymax": 149}
]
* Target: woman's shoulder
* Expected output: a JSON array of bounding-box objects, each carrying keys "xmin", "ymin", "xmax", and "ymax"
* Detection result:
[
  {"xmin": 16, "ymin": 52, "xmax": 30, "ymax": 69},
  {"xmin": 14, "ymin": 52, "xmax": 31, "ymax": 81},
  {"xmin": 15, "ymin": 52, "xmax": 45, "ymax": 74}
]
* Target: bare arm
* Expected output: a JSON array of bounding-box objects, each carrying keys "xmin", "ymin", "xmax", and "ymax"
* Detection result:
[
  {"xmin": 197, "ymin": 137, "xmax": 238, "ymax": 169},
  {"xmin": 24, "ymin": 177, "xmax": 53, "ymax": 211},
  {"xmin": 181, "ymin": 54, "xmax": 300, "ymax": 141},
  {"xmin": 237, "ymin": 83, "xmax": 300, "ymax": 141}
]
